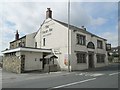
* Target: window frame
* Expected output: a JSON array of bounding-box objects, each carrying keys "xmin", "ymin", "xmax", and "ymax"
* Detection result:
[
  {"xmin": 96, "ymin": 54, "xmax": 105, "ymax": 63},
  {"xmin": 97, "ymin": 40, "xmax": 103, "ymax": 49},
  {"xmin": 76, "ymin": 52, "xmax": 87, "ymax": 63},
  {"xmin": 35, "ymin": 42, "xmax": 37, "ymax": 48},
  {"xmin": 87, "ymin": 42, "xmax": 95, "ymax": 49},
  {"xmin": 76, "ymin": 34, "xmax": 86, "ymax": 46},
  {"xmin": 43, "ymin": 38, "xmax": 46, "ymax": 46}
]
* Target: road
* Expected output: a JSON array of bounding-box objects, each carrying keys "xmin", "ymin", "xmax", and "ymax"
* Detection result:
[{"xmin": 2, "ymin": 63, "xmax": 120, "ymax": 89}]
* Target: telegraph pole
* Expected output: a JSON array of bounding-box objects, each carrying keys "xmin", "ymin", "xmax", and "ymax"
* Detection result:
[{"xmin": 68, "ymin": 0, "xmax": 70, "ymax": 72}]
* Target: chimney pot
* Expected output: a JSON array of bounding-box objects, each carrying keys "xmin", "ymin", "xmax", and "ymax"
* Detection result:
[
  {"xmin": 46, "ymin": 8, "xmax": 52, "ymax": 19},
  {"xmin": 47, "ymin": 8, "xmax": 50, "ymax": 10},
  {"xmin": 15, "ymin": 30, "xmax": 19, "ymax": 40}
]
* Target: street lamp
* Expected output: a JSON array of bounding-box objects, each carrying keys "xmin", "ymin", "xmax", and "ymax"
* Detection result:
[{"xmin": 68, "ymin": 0, "xmax": 71, "ymax": 72}]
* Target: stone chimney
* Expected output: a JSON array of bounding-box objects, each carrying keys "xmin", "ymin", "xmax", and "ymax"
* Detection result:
[
  {"xmin": 46, "ymin": 8, "xmax": 52, "ymax": 19},
  {"xmin": 15, "ymin": 30, "xmax": 19, "ymax": 40}
]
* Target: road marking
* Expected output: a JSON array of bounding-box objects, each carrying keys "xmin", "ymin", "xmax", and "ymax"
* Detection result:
[
  {"xmin": 109, "ymin": 72, "xmax": 120, "ymax": 76},
  {"xmin": 91, "ymin": 73, "xmax": 104, "ymax": 77},
  {"xmin": 51, "ymin": 78, "xmax": 96, "ymax": 89},
  {"xmin": 76, "ymin": 73, "xmax": 104, "ymax": 77}
]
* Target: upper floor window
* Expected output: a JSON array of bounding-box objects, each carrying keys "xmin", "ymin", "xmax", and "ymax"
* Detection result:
[
  {"xmin": 43, "ymin": 38, "xmax": 46, "ymax": 46},
  {"xmin": 10, "ymin": 44, "xmax": 14, "ymax": 49},
  {"xmin": 35, "ymin": 42, "xmax": 37, "ymax": 48},
  {"xmin": 106, "ymin": 44, "xmax": 111, "ymax": 51},
  {"xmin": 22, "ymin": 42, "xmax": 25, "ymax": 47},
  {"xmin": 49, "ymin": 28, "xmax": 53, "ymax": 31},
  {"xmin": 87, "ymin": 42, "xmax": 95, "ymax": 49},
  {"xmin": 76, "ymin": 34, "xmax": 86, "ymax": 45},
  {"xmin": 97, "ymin": 40, "xmax": 103, "ymax": 49},
  {"xmin": 18, "ymin": 42, "xmax": 22, "ymax": 47}
]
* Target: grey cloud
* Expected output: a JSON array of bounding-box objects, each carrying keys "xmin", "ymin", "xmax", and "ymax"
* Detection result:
[
  {"xmin": 0, "ymin": 2, "xmax": 117, "ymax": 54},
  {"xmin": 100, "ymin": 32, "xmax": 118, "ymax": 47}
]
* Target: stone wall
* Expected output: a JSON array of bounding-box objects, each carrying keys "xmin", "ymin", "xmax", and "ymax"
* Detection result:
[
  {"xmin": 10, "ymin": 36, "xmax": 26, "ymax": 49},
  {"xmin": 3, "ymin": 56, "xmax": 21, "ymax": 74}
]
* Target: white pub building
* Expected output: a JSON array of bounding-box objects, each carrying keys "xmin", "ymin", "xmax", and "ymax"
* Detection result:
[{"xmin": 2, "ymin": 8, "xmax": 111, "ymax": 73}]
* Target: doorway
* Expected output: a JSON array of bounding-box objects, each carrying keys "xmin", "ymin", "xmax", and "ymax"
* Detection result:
[
  {"xmin": 21, "ymin": 55, "xmax": 25, "ymax": 73},
  {"xmin": 88, "ymin": 52, "xmax": 94, "ymax": 69},
  {"xmin": 42, "ymin": 53, "xmax": 50, "ymax": 69}
]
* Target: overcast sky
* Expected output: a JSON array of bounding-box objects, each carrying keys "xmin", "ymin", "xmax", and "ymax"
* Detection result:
[{"xmin": 0, "ymin": 0, "xmax": 119, "ymax": 55}]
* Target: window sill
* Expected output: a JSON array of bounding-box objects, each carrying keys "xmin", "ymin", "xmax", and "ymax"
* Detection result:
[{"xmin": 76, "ymin": 44, "xmax": 86, "ymax": 46}]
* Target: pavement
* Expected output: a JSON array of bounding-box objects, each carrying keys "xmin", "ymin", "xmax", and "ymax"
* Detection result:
[
  {"xmin": 1, "ymin": 63, "xmax": 120, "ymax": 89},
  {"xmin": 2, "ymin": 69, "xmax": 73, "ymax": 84}
]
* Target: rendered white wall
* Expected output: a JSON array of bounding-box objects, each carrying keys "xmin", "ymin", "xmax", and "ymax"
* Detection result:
[
  {"xmin": 26, "ymin": 32, "xmax": 36, "ymax": 48},
  {"xmin": 35, "ymin": 18, "xmax": 69, "ymax": 70},
  {"xmin": 21, "ymin": 51, "xmax": 43, "ymax": 71},
  {"xmin": 35, "ymin": 18, "xmax": 108, "ymax": 71}
]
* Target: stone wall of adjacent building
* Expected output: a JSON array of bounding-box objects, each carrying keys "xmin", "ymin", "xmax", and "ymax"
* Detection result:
[
  {"xmin": 3, "ymin": 56, "xmax": 21, "ymax": 74},
  {"xmin": 10, "ymin": 36, "xmax": 26, "ymax": 49}
]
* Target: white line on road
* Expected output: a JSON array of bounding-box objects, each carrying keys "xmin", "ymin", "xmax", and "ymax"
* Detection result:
[
  {"xmin": 109, "ymin": 72, "xmax": 120, "ymax": 76},
  {"xmin": 76, "ymin": 73, "xmax": 104, "ymax": 77},
  {"xmin": 50, "ymin": 78, "xmax": 96, "ymax": 89}
]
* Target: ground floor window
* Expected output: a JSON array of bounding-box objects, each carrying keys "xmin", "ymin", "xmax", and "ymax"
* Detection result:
[
  {"xmin": 76, "ymin": 52, "xmax": 86, "ymax": 63},
  {"xmin": 96, "ymin": 54, "xmax": 105, "ymax": 63}
]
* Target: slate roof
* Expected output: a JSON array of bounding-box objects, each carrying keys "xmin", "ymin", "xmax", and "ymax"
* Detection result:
[
  {"xmin": 44, "ymin": 54, "xmax": 58, "ymax": 59},
  {"xmin": 53, "ymin": 19, "xmax": 107, "ymax": 41},
  {"xmin": 10, "ymin": 32, "xmax": 37, "ymax": 43}
]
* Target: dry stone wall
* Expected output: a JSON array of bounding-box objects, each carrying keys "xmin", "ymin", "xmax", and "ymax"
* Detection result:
[{"xmin": 3, "ymin": 56, "xmax": 21, "ymax": 74}]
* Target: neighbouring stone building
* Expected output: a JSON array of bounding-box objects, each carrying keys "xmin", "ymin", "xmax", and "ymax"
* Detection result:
[
  {"xmin": 2, "ymin": 8, "xmax": 111, "ymax": 73},
  {"xmin": 109, "ymin": 46, "xmax": 119, "ymax": 62}
]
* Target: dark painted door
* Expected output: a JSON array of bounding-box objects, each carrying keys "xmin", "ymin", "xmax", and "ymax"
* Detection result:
[
  {"xmin": 21, "ymin": 55, "xmax": 25, "ymax": 73},
  {"xmin": 88, "ymin": 54, "xmax": 94, "ymax": 68},
  {"xmin": 42, "ymin": 53, "xmax": 49, "ymax": 69}
]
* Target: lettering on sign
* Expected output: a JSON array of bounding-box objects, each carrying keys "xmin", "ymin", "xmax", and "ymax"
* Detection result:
[
  {"xmin": 54, "ymin": 49, "xmax": 61, "ymax": 54},
  {"xmin": 43, "ymin": 33, "xmax": 52, "ymax": 37},
  {"xmin": 42, "ymin": 28, "xmax": 53, "ymax": 37},
  {"xmin": 45, "ymin": 25, "xmax": 49, "ymax": 28}
]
